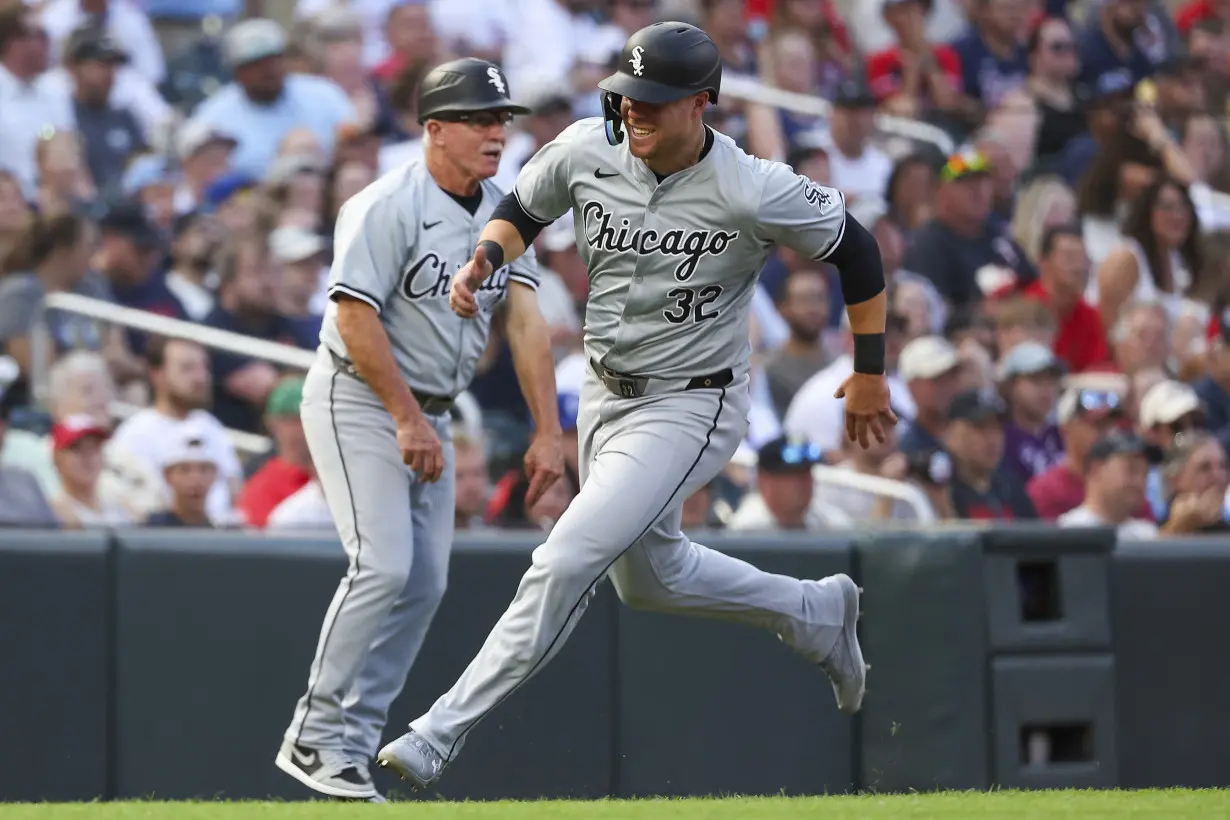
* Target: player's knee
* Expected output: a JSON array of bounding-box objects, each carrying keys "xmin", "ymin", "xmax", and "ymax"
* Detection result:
[
  {"xmin": 362, "ymin": 555, "xmax": 414, "ymax": 597},
  {"xmin": 533, "ymin": 540, "xmax": 603, "ymax": 588},
  {"xmin": 611, "ymin": 573, "xmax": 671, "ymax": 611}
]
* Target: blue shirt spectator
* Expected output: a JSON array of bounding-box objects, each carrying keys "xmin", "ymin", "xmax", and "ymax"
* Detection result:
[
  {"xmin": 950, "ymin": 3, "xmax": 1029, "ymax": 109},
  {"xmin": 1076, "ymin": 0, "xmax": 1167, "ymax": 90}
]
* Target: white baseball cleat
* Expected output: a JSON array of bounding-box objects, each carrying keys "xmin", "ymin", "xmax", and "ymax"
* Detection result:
[
  {"xmin": 275, "ymin": 740, "xmax": 378, "ymax": 799},
  {"xmin": 818, "ymin": 574, "xmax": 868, "ymax": 714},
  {"xmin": 377, "ymin": 731, "xmax": 445, "ymax": 790}
]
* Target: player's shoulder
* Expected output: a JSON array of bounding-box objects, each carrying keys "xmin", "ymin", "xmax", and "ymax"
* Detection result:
[{"xmin": 539, "ymin": 117, "xmax": 609, "ymax": 161}]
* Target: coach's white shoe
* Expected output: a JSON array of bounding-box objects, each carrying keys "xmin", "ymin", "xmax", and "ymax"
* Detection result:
[
  {"xmin": 377, "ymin": 731, "xmax": 445, "ymax": 789},
  {"xmin": 817, "ymin": 574, "xmax": 868, "ymax": 715},
  {"xmin": 275, "ymin": 740, "xmax": 378, "ymax": 799}
]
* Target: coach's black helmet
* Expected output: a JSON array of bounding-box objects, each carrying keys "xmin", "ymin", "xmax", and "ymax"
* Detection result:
[
  {"xmin": 597, "ymin": 22, "xmax": 723, "ymax": 145},
  {"xmin": 417, "ymin": 57, "xmax": 531, "ymax": 125}
]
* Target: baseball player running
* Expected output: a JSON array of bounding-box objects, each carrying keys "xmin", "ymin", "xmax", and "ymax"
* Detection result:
[
  {"xmin": 275, "ymin": 58, "xmax": 564, "ymax": 802},
  {"xmin": 377, "ymin": 22, "xmax": 897, "ymax": 787}
]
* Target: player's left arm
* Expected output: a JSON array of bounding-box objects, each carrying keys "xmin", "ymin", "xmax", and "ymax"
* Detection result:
[
  {"xmin": 754, "ymin": 165, "xmax": 897, "ymax": 447},
  {"xmin": 504, "ymin": 248, "xmax": 565, "ymax": 508}
]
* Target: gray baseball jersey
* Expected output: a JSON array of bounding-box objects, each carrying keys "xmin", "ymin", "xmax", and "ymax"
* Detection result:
[
  {"xmin": 513, "ymin": 117, "xmax": 846, "ymax": 378},
  {"xmin": 319, "ymin": 159, "xmax": 541, "ymax": 397}
]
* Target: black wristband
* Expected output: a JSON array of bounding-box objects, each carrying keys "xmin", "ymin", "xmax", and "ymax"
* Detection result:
[
  {"xmin": 477, "ymin": 240, "xmax": 505, "ymax": 272},
  {"xmin": 852, "ymin": 333, "xmax": 886, "ymax": 375}
]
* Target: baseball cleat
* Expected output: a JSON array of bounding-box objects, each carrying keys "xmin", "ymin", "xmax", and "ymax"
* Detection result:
[
  {"xmin": 377, "ymin": 731, "xmax": 445, "ymax": 790},
  {"xmin": 818, "ymin": 574, "xmax": 867, "ymax": 715},
  {"xmin": 275, "ymin": 740, "xmax": 378, "ymax": 799}
]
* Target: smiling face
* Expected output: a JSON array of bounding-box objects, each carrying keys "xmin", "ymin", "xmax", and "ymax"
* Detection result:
[{"xmin": 619, "ymin": 92, "xmax": 709, "ymax": 163}]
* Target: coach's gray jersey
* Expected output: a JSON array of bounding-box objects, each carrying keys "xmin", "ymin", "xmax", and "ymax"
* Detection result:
[
  {"xmin": 513, "ymin": 117, "xmax": 846, "ymax": 379},
  {"xmin": 320, "ymin": 160, "xmax": 540, "ymax": 397}
]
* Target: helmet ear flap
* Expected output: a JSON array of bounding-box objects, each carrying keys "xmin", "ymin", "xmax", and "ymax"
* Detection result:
[{"xmin": 603, "ymin": 91, "xmax": 625, "ymax": 146}]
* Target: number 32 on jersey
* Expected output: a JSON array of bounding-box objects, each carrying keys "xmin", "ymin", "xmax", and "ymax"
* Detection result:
[{"xmin": 664, "ymin": 285, "xmax": 723, "ymax": 324}]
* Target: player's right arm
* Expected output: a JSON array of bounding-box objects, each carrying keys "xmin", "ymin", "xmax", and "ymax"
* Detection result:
[
  {"xmin": 450, "ymin": 120, "xmax": 584, "ymax": 318},
  {"xmin": 329, "ymin": 193, "xmax": 444, "ymax": 482}
]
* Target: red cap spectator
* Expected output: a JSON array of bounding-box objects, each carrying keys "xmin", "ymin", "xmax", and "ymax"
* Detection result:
[{"xmin": 52, "ymin": 414, "xmax": 110, "ymax": 451}]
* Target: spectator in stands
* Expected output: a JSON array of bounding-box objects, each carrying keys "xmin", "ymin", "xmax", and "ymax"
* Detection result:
[
  {"xmin": 95, "ymin": 201, "xmax": 179, "ymax": 325},
  {"xmin": 1077, "ymin": 0, "xmax": 1166, "ymax": 89},
  {"xmin": 33, "ymin": 127, "xmax": 96, "ymax": 219},
  {"xmin": 258, "ymin": 154, "xmax": 325, "ymax": 234},
  {"xmin": 238, "ymin": 376, "xmax": 312, "ymax": 529},
  {"xmin": 766, "ymin": 0, "xmax": 853, "ymax": 101},
  {"xmin": 145, "ymin": 430, "xmax": 218, "ymax": 527},
  {"xmin": 265, "ymin": 472, "xmax": 332, "ymax": 530},
  {"xmin": 884, "ymin": 152, "xmax": 938, "ymax": 235},
  {"xmin": 902, "ymin": 148, "xmax": 1035, "ymax": 307},
  {"xmin": 42, "ymin": 0, "xmax": 165, "ymax": 87},
  {"xmin": 1193, "ymin": 308, "xmax": 1230, "ymax": 449},
  {"xmin": 993, "ymin": 16, "xmax": 1082, "ymax": 167},
  {"xmin": 172, "ymin": 122, "xmax": 237, "ymax": 216},
  {"xmin": 1127, "ymin": 364, "xmax": 1169, "ymax": 426},
  {"xmin": 971, "ymin": 127, "xmax": 1021, "ymax": 224},
  {"xmin": 896, "ymin": 334, "xmax": 960, "ymax": 454},
  {"xmin": 1185, "ymin": 17, "xmax": 1230, "ymax": 114},
  {"xmin": 943, "ymin": 389, "xmax": 1037, "ymax": 520},
  {"xmin": 866, "ymin": 0, "xmax": 966, "ymax": 123},
  {"xmin": 308, "ymin": 7, "xmax": 382, "ymax": 131},
  {"xmin": 269, "ymin": 225, "xmax": 327, "ymax": 348},
  {"xmin": 377, "ymin": 63, "xmax": 430, "ymax": 173},
  {"xmin": 1018, "ymin": 224, "xmax": 1110, "ymax": 373},
  {"xmin": 1059, "ymin": 431, "xmax": 1159, "ymax": 538},
  {"xmin": 187, "ymin": 19, "xmax": 355, "ymax": 180},
  {"xmin": 370, "ymin": 0, "xmax": 441, "ymax": 88},
  {"xmin": 47, "ymin": 413, "xmax": 131, "ymax": 527},
  {"xmin": 822, "ymin": 79, "xmax": 892, "ymax": 204},
  {"xmin": 0, "ymin": 169, "xmax": 30, "ymax": 261},
  {"xmin": 902, "ymin": 446, "xmax": 957, "ymax": 519},
  {"xmin": 203, "ymin": 236, "xmax": 294, "ymax": 434},
  {"xmin": 1092, "ymin": 178, "xmax": 1203, "ymax": 331},
  {"xmin": 1183, "ymin": 112, "xmax": 1230, "ymax": 194},
  {"xmin": 121, "ymin": 154, "xmax": 179, "ymax": 234},
  {"xmin": 1028, "ymin": 386, "xmax": 1130, "ymax": 519},
  {"xmin": 951, "ymin": 0, "xmax": 1029, "ymax": 112},
  {"xmin": 1158, "ymin": 430, "xmax": 1230, "ymax": 533},
  {"xmin": 1155, "ymin": 55, "xmax": 1207, "ymax": 136},
  {"xmin": 64, "ymin": 27, "xmax": 143, "ymax": 195},
  {"xmin": 1112, "ymin": 302, "xmax": 1173, "ymax": 379},
  {"xmin": 1139, "ymin": 378, "xmax": 1207, "ymax": 517},
  {"xmin": 759, "ymin": 28, "xmax": 827, "ymax": 152},
  {"xmin": 999, "ymin": 341, "xmax": 1066, "ymax": 482},
  {"xmin": 702, "ymin": 0, "xmax": 756, "ymax": 75},
  {"xmin": 107, "ymin": 336, "xmax": 243, "ymax": 525},
  {"xmin": 787, "ymin": 142, "xmax": 832, "ymax": 187},
  {"xmin": 1009, "ymin": 176, "xmax": 1078, "ymax": 266},
  {"xmin": 201, "ymin": 171, "xmax": 259, "ymax": 237},
  {"xmin": 728, "ymin": 437, "xmax": 826, "ymax": 531},
  {"xmin": 0, "ymin": 0, "xmax": 74, "ymax": 201},
  {"xmin": 764, "ymin": 269, "xmax": 832, "ymax": 418},
  {"xmin": 0, "ymin": 212, "xmax": 119, "ymax": 383},
  {"xmin": 164, "ymin": 211, "xmax": 222, "ymax": 322},
  {"xmin": 0, "ymin": 379, "xmax": 57, "ymax": 527},
  {"xmin": 990, "ymin": 296, "xmax": 1057, "ymax": 362},
  {"xmin": 453, "ymin": 429, "xmax": 489, "ymax": 531},
  {"xmin": 319, "ymin": 158, "xmax": 374, "ymax": 236}
]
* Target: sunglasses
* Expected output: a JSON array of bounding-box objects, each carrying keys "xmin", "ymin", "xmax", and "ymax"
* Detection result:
[
  {"xmin": 436, "ymin": 111, "xmax": 515, "ymax": 128},
  {"xmin": 1076, "ymin": 390, "xmax": 1123, "ymax": 416},
  {"xmin": 778, "ymin": 441, "xmax": 823, "ymax": 466}
]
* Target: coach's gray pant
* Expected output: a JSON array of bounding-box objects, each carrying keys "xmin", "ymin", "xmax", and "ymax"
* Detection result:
[
  {"xmin": 411, "ymin": 367, "xmax": 847, "ymax": 762},
  {"xmin": 285, "ymin": 353, "xmax": 454, "ymax": 761}
]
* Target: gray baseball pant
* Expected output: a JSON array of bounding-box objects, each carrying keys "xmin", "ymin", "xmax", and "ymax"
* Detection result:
[
  {"xmin": 411, "ymin": 367, "xmax": 847, "ymax": 761},
  {"xmin": 286, "ymin": 354, "xmax": 455, "ymax": 761}
]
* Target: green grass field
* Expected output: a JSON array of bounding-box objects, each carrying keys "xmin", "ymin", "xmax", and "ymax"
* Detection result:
[{"xmin": 2, "ymin": 792, "xmax": 1225, "ymax": 819}]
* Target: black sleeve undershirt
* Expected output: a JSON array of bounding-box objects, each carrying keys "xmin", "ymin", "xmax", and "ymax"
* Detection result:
[
  {"xmin": 824, "ymin": 212, "xmax": 886, "ymax": 307},
  {"xmin": 491, "ymin": 192, "xmax": 549, "ymax": 249}
]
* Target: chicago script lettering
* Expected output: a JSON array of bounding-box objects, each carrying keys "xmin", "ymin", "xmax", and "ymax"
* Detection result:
[
  {"xmin": 581, "ymin": 200, "xmax": 739, "ymax": 282},
  {"xmin": 401, "ymin": 252, "xmax": 508, "ymax": 303}
]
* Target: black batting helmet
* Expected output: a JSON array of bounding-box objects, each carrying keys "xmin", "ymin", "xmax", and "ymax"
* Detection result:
[
  {"xmin": 597, "ymin": 22, "xmax": 722, "ymax": 146},
  {"xmin": 416, "ymin": 57, "xmax": 531, "ymax": 125}
]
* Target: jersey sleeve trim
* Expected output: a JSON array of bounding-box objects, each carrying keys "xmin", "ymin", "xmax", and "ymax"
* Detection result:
[
  {"xmin": 328, "ymin": 282, "xmax": 383, "ymax": 312},
  {"xmin": 507, "ymin": 271, "xmax": 540, "ymax": 290},
  {"xmin": 512, "ymin": 186, "xmax": 555, "ymax": 225},
  {"xmin": 814, "ymin": 190, "xmax": 848, "ymax": 261}
]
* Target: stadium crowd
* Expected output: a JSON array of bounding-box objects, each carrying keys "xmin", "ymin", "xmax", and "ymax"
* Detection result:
[{"xmin": 0, "ymin": 0, "xmax": 1229, "ymax": 537}]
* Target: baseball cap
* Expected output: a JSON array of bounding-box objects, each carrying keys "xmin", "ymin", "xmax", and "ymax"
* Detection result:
[
  {"xmin": 897, "ymin": 335, "xmax": 959, "ymax": 381},
  {"xmin": 269, "ymin": 225, "xmax": 327, "ymax": 264},
  {"xmin": 266, "ymin": 153, "xmax": 322, "ymax": 187},
  {"xmin": 1139, "ymin": 380, "xmax": 1203, "ymax": 429},
  {"xmin": 519, "ymin": 79, "xmax": 574, "ymax": 116},
  {"xmin": 51, "ymin": 414, "xmax": 110, "ymax": 451},
  {"xmin": 947, "ymin": 390, "xmax": 1007, "ymax": 424},
  {"xmin": 202, "ymin": 171, "xmax": 258, "ymax": 211},
  {"xmin": 1056, "ymin": 387, "xmax": 1124, "ymax": 425},
  {"xmin": 176, "ymin": 121, "xmax": 237, "ymax": 161},
  {"xmin": 939, "ymin": 148, "xmax": 991, "ymax": 183},
  {"xmin": 1085, "ymin": 431, "xmax": 1156, "ymax": 471},
  {"xmin": 997, "ymin": 341, "xmax": 1065, "ymax": 383},
  {"xmin": 756, "ymin": 436, "xmax": 823, "ymax": 474},
  {"xmin": 265, "ymin": 377, "xmax": 304, "ymax": 417},
  {"xmin": 121, "ymin": 154, "xmax": 179, "ymax": 197},
  {"xmin": 161, "ymin": 432, "xmax": 217, "ymax": 470},
  {"xmin": 223, "ymin": 18, "xmax": 287, "ymax": 69},
  {"xmin": 65, "ymin": 27, "xmax": 128, "ymax": 64},
  {"xmin": 98, "ymin": 200, "xmax": 163, "ymax": 248},
  {"xmin": 1077, "ymin": 70, "xmax": 1134, "ymax": 107},
  {"xmin": 833, "ymin": 79, "xmax": 876, "ymax": 109}
]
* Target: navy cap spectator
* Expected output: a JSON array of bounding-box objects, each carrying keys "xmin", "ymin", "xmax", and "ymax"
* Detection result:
[
  {"xmin": 944, "ymin": 389, "xmax": 1038, "ymax": 519},
  {"xmin": 65, "ymin": 26, "xmax": 145, "ymax": 195},
  {"xmin": 728, "ymin": 437, "xmax": 826, "ymax": 531}
]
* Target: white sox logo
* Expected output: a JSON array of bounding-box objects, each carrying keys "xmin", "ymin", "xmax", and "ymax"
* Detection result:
[
  {"xmin": 400, "ymin": 252, "xmax": 508, "ymax": 305},
  {"xmin": 630, "ymin": 46, "xmax": 645, "ymax": 77},
  {"xmin": 581, "ymin": 200, "xmax": 739, "ymax": 282},
  {"xmin": 486, "ymin": 66, "xmax": 507, "ymax": 95}
]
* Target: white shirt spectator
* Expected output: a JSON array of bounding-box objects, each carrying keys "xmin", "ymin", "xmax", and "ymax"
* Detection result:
[
  {"xmin": 266, "ymin": 479, "xmax": 335, "ymax": 530},
  {"xmin": 823, "ymin": 138, "xmax": 893, "ymax": 204},
  {"xmin": 295, "ymin": 0, "xmax": 397, "ymax": 68},
  {"xmin": 429, "ymin": 0, "xmax": 513, "ymax": 58},
  {"xmin": 107, "ymin": 408, "xmax": 243, "ymax": 524},
  {"xmin": 37, "ymin": 63, "xmax": 173, "ymax": 143},
  {"xmin": 845, "ymin": 0, "xmax": 968, "ymax": 55},
  {"xmin": 0, "ymin": 63, "xmax": 74, "ymax": 199},
  {"xmin": 1059, "ymin": 504, "xmax": 1159, "ymax": 540},
  {"xmin": 49, "ymin": 490, "xmax": 133, "ymax": 527},
  {"xmin": 40, "ymin": 0, "xmax": 166, "ymax": 85},
  {"xmin": 500, "ymin": 0, "xmax": 581, "ymax": 100},
  {"xmin": 784, "ymin": 354, "xmax": 916, "ymax": 453},
  {"xmin": 164, "ymin": 271, "xmax": 216, "ymax": 322},
  {"xmin": 727, "ymin": 491, "xmax": 831, "ymax": 531}
]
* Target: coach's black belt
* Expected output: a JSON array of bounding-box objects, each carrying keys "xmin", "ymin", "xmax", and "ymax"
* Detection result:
[
  {"xmin": 589, "ymin": 359, "xmax": 734, "ymax": 399},
  {"xmin": 328, "ymin": 348, "xmax": 454, "ymax": 415}
]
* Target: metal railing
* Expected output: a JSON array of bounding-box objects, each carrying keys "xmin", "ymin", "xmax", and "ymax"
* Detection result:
[{"xmin": 813, "ymin": 464, "xmax": 936, "ymax": 524}]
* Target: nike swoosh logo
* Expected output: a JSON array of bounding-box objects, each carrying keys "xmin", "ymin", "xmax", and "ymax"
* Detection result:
[
  {"xmin": 423, "ymin": 220, "xmax": 442, "ymax": 230},
  {"xmin": 594, "ymin": 169, "xmax": 619, "ymax": 179},
  {"xmin": 291, "ymin": 747, "xmax": 320, "ymax": 770}
]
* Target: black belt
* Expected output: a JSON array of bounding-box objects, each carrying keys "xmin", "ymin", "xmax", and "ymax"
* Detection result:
[
  {"xmin": 328, "ymin": 348, "xmax": 455, "ymax": 415},
  {"xmin": 590, "ymin": 359, "xmax": 734, "ymax": 399}
]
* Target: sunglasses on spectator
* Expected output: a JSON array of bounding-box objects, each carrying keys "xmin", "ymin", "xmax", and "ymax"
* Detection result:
[
  {"xmin": 778, "ymin": 442, "xmax": 823, "ymax": 465},
  {"xmin": 1077, "ymin": 390, "xmax": 1123, "ymax": 416},
  {"xmin": 435, "ymin": 111, "xmax": 516, "ymax": 128}
]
